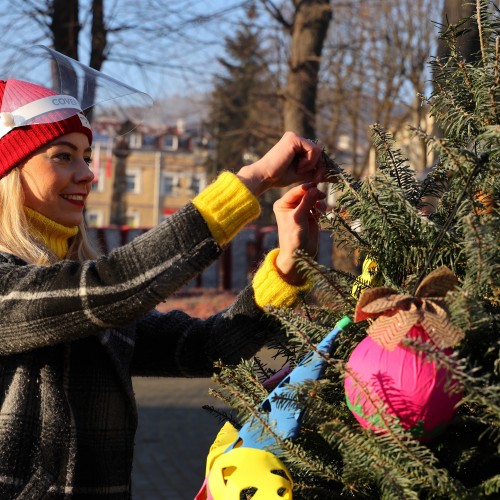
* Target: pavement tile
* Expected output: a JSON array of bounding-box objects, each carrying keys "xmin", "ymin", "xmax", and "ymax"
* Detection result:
[{"xmin": 132, "ymin": 377, "xmax": 224, "ymax": 500}]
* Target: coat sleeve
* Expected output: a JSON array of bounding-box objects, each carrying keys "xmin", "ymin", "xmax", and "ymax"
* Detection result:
[
  {"xmin": 0, "ymin": 204, "xmax": 222, "ymax": 355},
  {"xmin": 130, "ymin": 285, "xmax": 281, "ymax": 377}
]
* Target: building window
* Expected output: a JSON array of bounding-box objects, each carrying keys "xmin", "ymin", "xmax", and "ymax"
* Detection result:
[
  {"xmin": 162, "ymin": 174, "xmax": 176, "ymax": 196},
  {"xmin": 85, "ymin": 210, "xmax": 103, "ymax": 227},
  {"xmin": 162, "ymin": 135, "xmax": 179, "ymax": 151},
  {"xmin": 126, "ymin": 169, "xmax": 141, "ymax": 193},
  {"xmin": 125, "ymin": 211, "xmax": 140, "ymax": 227},
  {"xmin": 89, "ymin": 141, "xmax": 106, "ymax": 192},
  {"xmin": 129, "ymin": 132, "xmax": 143, "ymax": 149},
  {"xmin": 190, "ymin": 176, "xmax": 201, "ymax": 195},
  {"xmin": 142, "ymin": 134, "xmax": 157, "ymax": 147},
  {"xmin": 90, "ymin": 171, "xmax": 105, "ymax": 192},
  {"xmin": 190, "ymin": 173, "xmax": 206, "ymax": 195}
]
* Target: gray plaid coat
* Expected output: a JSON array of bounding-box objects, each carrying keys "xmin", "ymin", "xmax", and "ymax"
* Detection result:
[{"xmin": 0, "ymin": 204, "xmax": 275, "ymax": 499}]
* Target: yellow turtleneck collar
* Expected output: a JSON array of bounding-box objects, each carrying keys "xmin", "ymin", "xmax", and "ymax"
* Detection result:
[{"xmin": 24, "ymin": 207, "xmax": 79, "ymax": 259}]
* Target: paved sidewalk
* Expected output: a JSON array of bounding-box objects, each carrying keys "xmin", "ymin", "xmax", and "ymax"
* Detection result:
[{"xmin": 132, "ymin": 377, "xmax": 225, "ymax": 500}]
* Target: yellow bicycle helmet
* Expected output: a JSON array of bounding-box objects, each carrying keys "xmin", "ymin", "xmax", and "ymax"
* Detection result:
[{"xmin": 207, "ymin": 446, "xmax": 293, "ymax": 499}]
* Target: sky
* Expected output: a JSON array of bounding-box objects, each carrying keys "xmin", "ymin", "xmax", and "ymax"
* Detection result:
[
  {"xmin": 0, "ymin": 0, "xmax": 260, "ymax": 125},
  {"xmin": 0, "ymin": 1, "xmax": 257, "ymax": 97}
]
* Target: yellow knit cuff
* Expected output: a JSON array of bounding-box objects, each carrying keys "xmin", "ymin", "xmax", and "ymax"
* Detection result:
[
  {"xmin": 252, "ymin": 248, "xmax": 311, "ymax": 310},
  {"xmin": 192, "ymin": 171, "xmax": 261, "ymax": 246}
]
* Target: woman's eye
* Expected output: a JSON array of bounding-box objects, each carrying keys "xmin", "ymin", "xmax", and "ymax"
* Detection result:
[
  {"xmin": 53, "ymin": 152, "xmax": 72, "ymax": 162},
  {"xmin": 85, "ymin": 157, "xmax": 93, "ymax": 166}
]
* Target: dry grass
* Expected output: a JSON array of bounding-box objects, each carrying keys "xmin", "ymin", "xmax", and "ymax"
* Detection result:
[{"xmin": 156, "ymin": 288, "xmax": 239, "ymax": 318}]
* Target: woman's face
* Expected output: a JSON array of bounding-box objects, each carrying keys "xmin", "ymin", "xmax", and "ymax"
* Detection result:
[{"xmin": 19, "ymin": 132, "xmax": 94, "ymax": 227}]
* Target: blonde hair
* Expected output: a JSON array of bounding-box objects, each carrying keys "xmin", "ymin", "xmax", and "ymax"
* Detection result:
[{"xmin": 0, "ymin": 168, "xmax": 98, "ymax": 265}]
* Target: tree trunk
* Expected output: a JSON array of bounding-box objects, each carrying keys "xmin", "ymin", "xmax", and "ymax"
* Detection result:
[
  {"xmin": 109, "ymin": 122, "xmax": 132, "ymax": 226},
  {"xmin": 109, "ymin": 146, "xmax": 129, "ymax": 226},
  {"xmin": 49, "ymin": 0, "xmax": 80, "ymax": 96},
  {"xmin": 50, "ymin": 0, "xmax": 80, "ymax": 59},
  {"xmin": 90, "ymin": 0, "xmax": 107, "ymax": 71},
  {"xmin": 433, "ymin": 1, "xmax": 480, "ymax": 138},
  {"xmin": 284, "ymin": 0, "xmax": 331, "ymax": 138},
  {"xmin": 84, "ymin": 0, "xmax": 108, "ymax": 123},
  {"xmin": 437, "ymin": 0, "xmax": 480, "ymax": 64}
]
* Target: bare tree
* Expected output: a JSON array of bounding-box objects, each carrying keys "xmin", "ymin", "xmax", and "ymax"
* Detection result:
[
  {"xmin": 261, "ymin": 0, "xmax": 332, "ymax": 138},
  {"xmin": 318, "ymin": 0, "xmax": 441, "ymax": 177},
  {"xmin": 0, "ymin": 1, "xmax": 252, "ymax": 94}
]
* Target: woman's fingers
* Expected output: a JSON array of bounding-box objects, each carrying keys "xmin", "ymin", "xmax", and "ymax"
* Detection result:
[{"xmin": 275, "ymin": 182, "xmax": 326, "ymax": 210}]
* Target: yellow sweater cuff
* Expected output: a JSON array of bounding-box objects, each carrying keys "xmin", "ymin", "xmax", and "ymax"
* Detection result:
[
  {"xmin": 192, "ymin": 171, "xmax": 261, "ymax": 246},
  {"xmin": 252, "ymin": 248, "xmax": 311, "ymax": 310}
]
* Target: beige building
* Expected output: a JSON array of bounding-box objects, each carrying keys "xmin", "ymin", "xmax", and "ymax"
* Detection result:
[{"xmin": 85, "ymin": 125, "xmax": 211, "ymax": 228}]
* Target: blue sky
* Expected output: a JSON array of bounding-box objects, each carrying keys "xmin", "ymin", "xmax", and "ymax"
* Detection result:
[
  {"xmin": 0, "ymin": 0, "xmax": 257, "ymax": 99},
  {"xmin": 0, "ymin": 1, "xmax": 268, "ymax": 126}
]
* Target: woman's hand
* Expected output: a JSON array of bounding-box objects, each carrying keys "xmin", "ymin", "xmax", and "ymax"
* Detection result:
[
  {"xmin": 274, "ymin": 182, "xmax": 327, "ymax": 285},
  {"xmin": 236, "ymin": 131, "xmax": 325, "ymax": 197}
]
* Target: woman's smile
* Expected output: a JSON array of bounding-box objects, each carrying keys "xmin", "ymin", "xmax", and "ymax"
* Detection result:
[
  {"xmin": 19, "ymin": 132, "xmax": 94, "ymax": 227},
  {"xmin": 61, "ymin": 193, "xmax": 87, "ymax": 207}
]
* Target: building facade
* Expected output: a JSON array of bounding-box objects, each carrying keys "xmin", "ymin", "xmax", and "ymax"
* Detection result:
[{"xmin": 85, "ymin": 122, "xmax": 212, "ymax": 228}]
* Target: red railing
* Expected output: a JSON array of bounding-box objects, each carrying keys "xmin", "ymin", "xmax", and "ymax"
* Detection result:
[{"xmin": 87, "ymin": 225, "xmax": 333, "ymax": 291}]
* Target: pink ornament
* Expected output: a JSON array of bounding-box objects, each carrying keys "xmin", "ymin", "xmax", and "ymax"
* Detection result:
[{"xmin": 344, "ymin": 325, "xmax": 462, "ymax": 440}]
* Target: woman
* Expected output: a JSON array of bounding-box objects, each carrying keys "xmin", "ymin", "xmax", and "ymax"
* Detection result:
[{"xmin": 0, "ymin": 77, "xmax": 326, "ymax": 498}]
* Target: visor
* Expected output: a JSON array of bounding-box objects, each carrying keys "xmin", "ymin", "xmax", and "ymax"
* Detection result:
[{"xmin": 1, "ymin": 45, "xmax": 153, "ymax": 136}]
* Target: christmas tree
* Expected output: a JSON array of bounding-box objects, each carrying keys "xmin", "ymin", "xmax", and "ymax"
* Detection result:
[{"xmin": 203, "ymin": 1, "xmax": 499, "ymax": 498}]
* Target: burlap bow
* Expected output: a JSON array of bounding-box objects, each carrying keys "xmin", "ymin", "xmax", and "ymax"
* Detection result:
[{"xmin": 354, "ymin": 266, "xmax": 464, "ymax": 350}]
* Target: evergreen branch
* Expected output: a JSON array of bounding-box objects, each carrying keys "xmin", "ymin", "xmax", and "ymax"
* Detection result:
[
  {"xmin": 269, "ymin": 311, "xmax": 330, "ymax": 358},
  {"xmin": 252, "ymin": 355, "xmax": 276, "ymax": 383},
  {"xmin": 463, "ymin": 214, "xmax": 490, "ymax": 293},
  {"xmin": 477, "ymin": 0, "xmax": 487, "ymax": 67},
  {"xmin": 201, "ymin": 404, "xmax": 240, "ymax": 429},
  {"xmin": 429, "ymin": 57, "xmax": 478, "ymax": 138},
  {"xmin": 371, "ymin": 124, "xmax": 405, "ymax": 190},
  {"xmin": 478, "ymin": 473, "xmax": 500, "ymax": 496},
  {"xmin": 291, "ymin": 362, "xmax": 453, "ymax": 492},
  {"xmin": 489, "ymin": 36, "xmax": 499, "ymax": 115},
  {"xmin": 328, "ymin": 208, "xmax": 368, "ymax": 247},
  {"xmin": 495, "ymin": 35, "xmax": 499, "ymax": 87},
  {"xmin": 213, "ymin": 3, "xmax": 500, "ymax": 496},
  {"xmin": 294, "ymin": 251, "xmax": 357, "ymax": 307},
  {"xmin": 267, "ymin": 306, "xmax": 325, "ymax": 345},
  {"xmin": 217, "ymin": 374, "xmax": 344, "ymax": 483},
  {"xmin": 458, "ymin": 58, "xmax": 475, "ymax": 96},
  {"xmin": 213, "ymin": 360, "xmax": 270, "ymax": 417},
  {"xmin": 353, "ymin": 174, "xmax": 440, "ymax": 287},
  {"xmin": 412, "ymin": 155, "xmax": 485, "ymax": 293},
  {"xmin": 370, "ymin": 124, "xmax": 420, "ymax": 204},
  {"xmin": 463, "ymin": 210, "xmax": 500, "ymax": 299},
  {"xmin": 319, "ymin": 412, "xmax": 464, "ymax": 498},
  {"xmin": 288, "ymin": 377, "xmax": 466, "ymax": 496},
  {"xmin": 208, "ymin": 387, "xmax": 239, "ymax": 412},
  {"xmin": 403, "ymin": 338, "xmax": 500, "ymax": 440},
  {"xmin": 321, "ymin": 148, "xmax": 361, "ymax": 192}
]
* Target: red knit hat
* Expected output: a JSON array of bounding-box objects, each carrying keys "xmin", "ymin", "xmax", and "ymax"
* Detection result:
[{"xmin": 0, "ymin": 79, "xmax": 93, "ymax": 179}]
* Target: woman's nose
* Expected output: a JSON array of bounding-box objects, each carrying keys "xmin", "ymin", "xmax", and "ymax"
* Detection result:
[{"xmin": 75, "ymin": 159, "xmax": 95, "ymax": 184}]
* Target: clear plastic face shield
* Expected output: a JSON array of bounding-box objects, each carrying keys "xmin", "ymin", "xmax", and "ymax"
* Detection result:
[{"xmin": 0, "ymin": 45, "xmax": 153, "ymax": 139}]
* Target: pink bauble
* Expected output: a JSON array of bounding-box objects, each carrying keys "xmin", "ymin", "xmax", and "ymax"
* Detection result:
[{"xmin": 344, "ymin": 325, "xmax": 462, "ymax": 440}]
